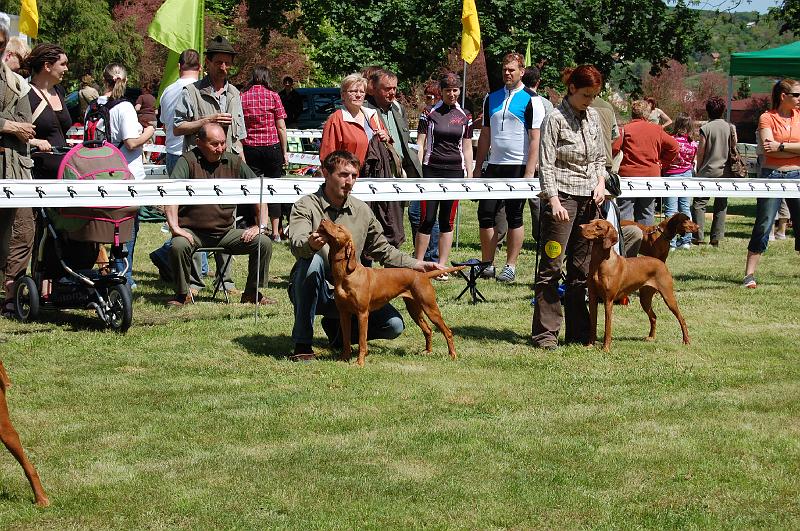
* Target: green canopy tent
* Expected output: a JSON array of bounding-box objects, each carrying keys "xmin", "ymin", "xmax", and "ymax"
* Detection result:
[{"xmin": 727, "ymin": 41, "xmax": 800, "ymax": 120}]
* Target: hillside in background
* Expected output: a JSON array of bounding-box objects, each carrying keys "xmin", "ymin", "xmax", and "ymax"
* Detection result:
[{"xmin": 690, "ymin": 9, "xmax": 795, "ymax": 73}]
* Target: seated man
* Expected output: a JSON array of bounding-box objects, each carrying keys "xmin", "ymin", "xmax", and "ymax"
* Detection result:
[
  {"xmin": 165, "ymin": 123, "xmax": 274, "ymax": 306},
  {"xmin": 287, "ymin": 150, "xmax": 443, "ymax": 361}
]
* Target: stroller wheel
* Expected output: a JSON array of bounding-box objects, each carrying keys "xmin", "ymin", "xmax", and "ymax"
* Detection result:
[
  {"xmin": 107, "ymin": 284, "xmax": 133, "ymax": 333},
  {"xmin": 14, "ymin": 277, "xmax": 40, "ymax": 322}
]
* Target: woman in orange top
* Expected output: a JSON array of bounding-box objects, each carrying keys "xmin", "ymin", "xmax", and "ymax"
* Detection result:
[
  {"xmin": 319, "ymin": 73, "xmax": 385, "ymax": 166},
  {"xmin": 743, "ymin": 79, "xmax": 800, "ymax": 289}
]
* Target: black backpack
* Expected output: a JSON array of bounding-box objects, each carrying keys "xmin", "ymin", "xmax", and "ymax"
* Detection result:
[{"xmin": 83, "ymin": 98, "xmax": 126, "ymax": 143}]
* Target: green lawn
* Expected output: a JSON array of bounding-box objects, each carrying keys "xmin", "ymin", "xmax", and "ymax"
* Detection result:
[{"xmin": 0, "ymin": 199, "xmax": 798, "ymax": 528}]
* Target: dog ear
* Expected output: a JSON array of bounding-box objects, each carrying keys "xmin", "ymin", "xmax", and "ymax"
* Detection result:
[
  {"xmin": 345, "ymin": 241, "xmax": 358, "ymax": 274},
  {"xmin": 603, "ymin": 224, "xmax": 619, "ymax": 249}
]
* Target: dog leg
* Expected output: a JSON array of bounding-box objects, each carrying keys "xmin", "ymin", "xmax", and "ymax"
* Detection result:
[
  {"xmin": 356, "ymin": 312, "xmax": 370, "ymax": 367},
  {"xmin": 338, "ymin": 310, "xmax": 353, "ymax": 362},
  {"xmin": 658, "ymin": 284, "xmax": 691, "ymax": 345},
  {"xmin": 602, "ymin": 299, "xmax": 614, "ymax": 352},
  {"xmin": 403, "ymin": 298, "xmax": 434, "ymax": 353},
  {"xmin": 418, "ymin": 299, "xmax": 457, "ymax": 360},
  {"xmin": 0, "ymin": 393, "xmax": 49, "ymax": 507},
  {"xmin": 639, "ymin": 286, "xmax": 658, "ymax": 341}
]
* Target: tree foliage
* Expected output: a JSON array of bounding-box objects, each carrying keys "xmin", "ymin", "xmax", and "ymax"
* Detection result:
[
  {"xmin": 246, "ymin": 0, "xmax": 709, "ymax": 93},
  {"xmin": 771, "ymin": 0, "xmax": 800, "ymax": 35},
  {"xmin": 0, "ymin": 0, "xmax": 142, "ymax": 89}
]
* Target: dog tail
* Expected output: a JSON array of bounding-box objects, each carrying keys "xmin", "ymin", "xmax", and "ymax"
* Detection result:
[{"xmin": 424, "ymin": 266, "xmax": 465, "ymax": 278}]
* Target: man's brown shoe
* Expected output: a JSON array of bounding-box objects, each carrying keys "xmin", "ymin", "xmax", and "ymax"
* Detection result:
[
  {"xmin": 166, "ymin": 294, "xmax": 190, "ymax": 307},
  {"xmin": 241, "ymin": 291, "xmax": 277, "ymax": 305},
  {"xmin": 289, "ymin": 343, "xmax": 315, "ymax": 362}
]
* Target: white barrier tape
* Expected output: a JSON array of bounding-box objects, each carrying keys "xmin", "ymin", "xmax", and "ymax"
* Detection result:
[{"xmin": 1, "ymin": 177, "xmax": 800, "ymax": 208}]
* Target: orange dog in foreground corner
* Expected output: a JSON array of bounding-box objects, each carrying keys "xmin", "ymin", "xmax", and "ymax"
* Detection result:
[
  {"xmin": 318, "ymin": 219, "xmax": 464, "ymax": 367},
  {"xmin": 0, "ymin": 361, "xmax": 49, "ymax": 507},
  {"xmin": 581, "ymin": 219, "xmax": 690, "ymax": 352}
]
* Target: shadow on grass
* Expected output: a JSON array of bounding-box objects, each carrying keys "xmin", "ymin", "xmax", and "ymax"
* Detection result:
[
  {"xmin": 234, "ymin": 334, "xmax": 294, "ymax": 360},
  {"xmin": 728, "ymin": 202, "xmax": 757, "ymax": 219},
  {"xmin": 450, "ymin": 325, "xmax": 527, "ymax": 343},
  {"xmin": 672, "ymin": 272, "xmax": 741, "ymax": 285}
]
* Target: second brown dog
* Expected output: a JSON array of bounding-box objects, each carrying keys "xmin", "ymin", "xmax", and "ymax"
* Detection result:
[
  {"xmin": 581, "ymin": 219, "xmax": 690, "ymax": 352},
  {"xmin": 621, "ymin": 213, "xmax": 699, "ymax": 262},
  {"xmin": 318, "ymin": 219, "xmax": 463, "ymax": 367}
]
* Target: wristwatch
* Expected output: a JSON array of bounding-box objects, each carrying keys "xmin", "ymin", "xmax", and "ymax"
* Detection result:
[
  {"xmin": 779, "ymin": 142, "xmax": 785, "ymax": 152},
  {"xmin": 258, "ymin": 224, "xmax": 268, "ymax": 233}
]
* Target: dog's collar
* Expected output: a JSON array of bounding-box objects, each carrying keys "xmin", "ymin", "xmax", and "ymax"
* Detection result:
[{"xmin": 644, "ymin": 225, "xmax": 664, "ymax": 236}]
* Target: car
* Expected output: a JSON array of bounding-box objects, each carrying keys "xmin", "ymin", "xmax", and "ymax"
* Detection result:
[{"xmin": 294, "ymin": 88, "xmax": 342, "ymax": 130}]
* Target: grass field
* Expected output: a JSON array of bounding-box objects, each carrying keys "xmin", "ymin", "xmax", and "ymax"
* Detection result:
[{"xmin": 0, "ymin": 199, "xmax": 798, "ymax": 528}]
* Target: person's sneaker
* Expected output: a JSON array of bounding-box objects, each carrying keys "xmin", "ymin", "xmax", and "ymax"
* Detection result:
[
  {"xmin": 496, "ymin": 264, "xmax": 516, "ymax": 283},
  {"xmin": 434, "ymin": 273, "xmax": 449, "ymax": 282},
  {"xmin": 677, "ymin": 243, "xmax": 692, "ymax": 251},
  {"xmin": 480, "ymin": 265, "xmax": 495, "ymax": 279},
  {"xmin": 775, "ymin": 232, "xmax": 787, "ymax": 240},
  {"xmin": 743, "ymin": 274, "xmax": 757, "ymax": 289}
]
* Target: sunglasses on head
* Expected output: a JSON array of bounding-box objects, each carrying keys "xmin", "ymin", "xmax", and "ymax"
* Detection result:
[{"xmin": 787, "ymin": 92, "xmax": 800, "ymax": 97}]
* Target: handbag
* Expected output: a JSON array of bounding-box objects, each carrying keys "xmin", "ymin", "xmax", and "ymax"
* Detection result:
[{"xmin": 723, "ymin": 124, "xmax": 748, "ymax": 178}]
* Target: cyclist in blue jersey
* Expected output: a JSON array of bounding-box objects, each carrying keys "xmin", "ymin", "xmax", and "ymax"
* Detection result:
[{"xmin": 473, "ymin": 52, "xmax": 545, "ymax": 283}]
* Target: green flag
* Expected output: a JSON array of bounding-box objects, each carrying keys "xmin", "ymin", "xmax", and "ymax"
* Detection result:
[
  {"xmin": 525, "ymin": 38, "xmax": 531, "ymax": 67},
  {"xmin": 147, "ymin": 0, "xmax": 205, "ymax": 102}
]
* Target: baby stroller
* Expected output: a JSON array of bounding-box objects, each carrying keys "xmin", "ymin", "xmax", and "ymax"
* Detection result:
[{"xmin": 13, "ymin": 140, "xmax": 137, "ymax": 333}]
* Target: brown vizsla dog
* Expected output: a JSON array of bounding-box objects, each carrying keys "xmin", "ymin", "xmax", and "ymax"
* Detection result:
[
  {"xmin": 318, "ymin": 219, "xmax": 463, "ymax": 367},
  {"xmin": 0, "ymin": 361, "xmax": 49, "ymax": 507},
  {"xmin": 621, "ymin": 213, "xmax": 699, "ymax": 262},
  {"xmin": 581, "ymin": 219, "xmax": 690, "ymax": 352}
]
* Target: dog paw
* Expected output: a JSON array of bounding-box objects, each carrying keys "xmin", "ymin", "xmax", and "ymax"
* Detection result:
[{"xmin": 644, "ymin": 336, "xmax": 656, "ymax": 342}]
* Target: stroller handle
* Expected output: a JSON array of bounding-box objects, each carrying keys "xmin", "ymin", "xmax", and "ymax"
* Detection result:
[{"xmin": 30, "ymin": 145, "xmax": 72, "ymax": 155}]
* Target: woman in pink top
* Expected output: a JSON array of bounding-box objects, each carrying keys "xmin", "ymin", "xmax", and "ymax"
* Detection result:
[
  {"xmin": 743, "ymin": 79, "xmax": 800, "ymax": 288},
  {"xmin": 662, "ymin": 113, "xmax": 697, "ymax": 249}
]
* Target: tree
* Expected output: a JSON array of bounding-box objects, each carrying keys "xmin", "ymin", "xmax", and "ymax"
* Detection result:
[
  {"xmin": 1, "ymin": 0, "xmax": 143, "ymax": 89},
  {"xmin": 771, "ymin": 0, "xmax": 800, "ymax": 35},
  {"xmin": 246, "ymin": 0, "xmax": 709, "ymax": 94},
  {"xmin": 737, "ymin": 77, "xmax": 751, "ymax": 99}
]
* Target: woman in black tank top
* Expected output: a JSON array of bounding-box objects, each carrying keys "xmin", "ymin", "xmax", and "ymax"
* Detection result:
[{"xmin": 26, "ymin": 44, "xmax": 72, "ymax": 179}]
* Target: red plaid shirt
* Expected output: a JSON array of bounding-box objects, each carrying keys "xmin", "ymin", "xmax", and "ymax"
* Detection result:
[{"xmin": 240, "ymin": 85, "xmax": 288, "ymax": 147}]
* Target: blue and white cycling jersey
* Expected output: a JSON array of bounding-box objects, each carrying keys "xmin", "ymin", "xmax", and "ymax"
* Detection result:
[{"xmin": 482, "ymin": 84, "xmax": 545, "ymax": 165}]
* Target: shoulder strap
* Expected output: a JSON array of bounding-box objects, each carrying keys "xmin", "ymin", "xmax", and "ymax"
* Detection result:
[{"xmin": 30, "ymin": 85, "xmax": 50, "ymax": 124}]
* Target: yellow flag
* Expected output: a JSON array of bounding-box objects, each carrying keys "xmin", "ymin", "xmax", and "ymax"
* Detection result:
[
  {"xmin": 461, "ymin": 0, "xmax": 481, "ymax": 64},
  {"xmin": 19, "ymin": 0, "xmax": 39, "ymax": 38}
]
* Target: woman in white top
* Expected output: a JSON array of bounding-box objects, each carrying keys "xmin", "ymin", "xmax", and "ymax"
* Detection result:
[{"xmin": 97, "ymin": 63, "xmax": 155, "ymax": 288}]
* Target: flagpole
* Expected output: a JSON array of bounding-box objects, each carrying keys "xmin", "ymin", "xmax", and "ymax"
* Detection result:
[{"xmin": 456, "ymin": 59, "xmax": 468, "ymax": 250}]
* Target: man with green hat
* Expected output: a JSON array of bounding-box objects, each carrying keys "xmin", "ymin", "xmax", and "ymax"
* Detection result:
[
  {"xmin": 174, "ymin": 35, "xmax": 247, "ymax": 157},
  {"xmin": 173, "ymin": 35, "xmax": 248, "ymax": 294}
]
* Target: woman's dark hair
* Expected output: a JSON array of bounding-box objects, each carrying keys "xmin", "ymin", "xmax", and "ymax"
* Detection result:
[
  {"xmin": 672, "ymin": 113, "xmax": 693, "ymax": 138},
  {"xmin": 23, "ymin": 43, "xmax": 66, "ymax": 75},
  {"xmin": 439, "ymin": 71, "xmax": 461, "ymax": 90},
  {"xmin": 645, "ymin": 97, "xmax": 657, "ymax": 108},
  {"xmin": 705, "ymin": 96, "xmax": 726, "ymax": 119},
  {"xmin": 423, "ymin": 80, "xmax": 441, "ymax": 100},
  {"xmin": 247, "ymin": 65, "xmax": 272, "ymax": 90},
  {"xmin": 771, "ymin": 78, "xmax": 799, "ymax": 110},
  {"xmin": 561, "ymin": 65, "xmax": 603, "ymax": 92}
]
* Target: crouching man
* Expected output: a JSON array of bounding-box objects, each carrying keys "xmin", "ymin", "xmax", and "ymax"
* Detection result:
[
  {"xmin": 287, "ymin": 150, "xmax": 443, "ymax": 361},
  {"xmin": 165, "ymin": 123, "xmax": 274, "ymax": 306}
]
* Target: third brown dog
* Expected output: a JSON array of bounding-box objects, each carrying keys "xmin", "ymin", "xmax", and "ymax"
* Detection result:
[
  {"xmin": 621, "ymin": 213, "xmax": 699, "ymax": 262},
  {"xmin": 581, "ymin": 219, "xmax": 690, "ymax": 352},
  {"xmin": 318, "ymin": 219, "xmax": 463, "ymax": 367},
  {"xmin": 0, "ymin": 361, "xmax": 49, "ymax": 507}
]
